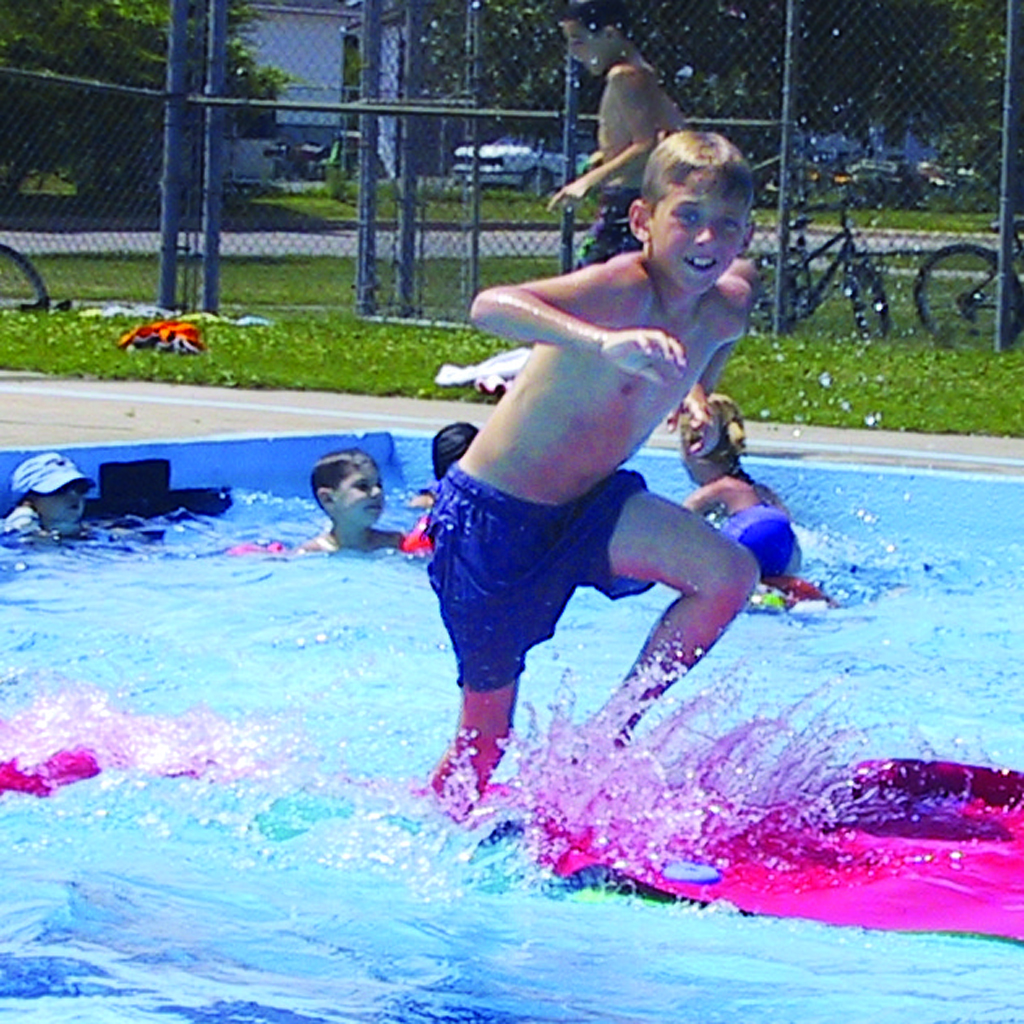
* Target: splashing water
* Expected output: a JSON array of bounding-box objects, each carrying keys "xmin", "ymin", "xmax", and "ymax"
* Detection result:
[
  {"xmin": 0, "ymin": 684, "xmax": 305, "ymax": 785},
  {"xmin": 486, "ymin": 669, "xmax": 883, "ymax": 880}
]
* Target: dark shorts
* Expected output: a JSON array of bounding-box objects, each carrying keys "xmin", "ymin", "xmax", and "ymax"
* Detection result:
[
  {"xmin": 576, "ymin": 187, "xmax": 643, "ymax": 267},
  {"xmin": 721, "ymin": 504, "xmax": 796, "ymax": 578},
  {"xmin": 427, "ymin": 465, "xmax": 653, "ymax": 692}
]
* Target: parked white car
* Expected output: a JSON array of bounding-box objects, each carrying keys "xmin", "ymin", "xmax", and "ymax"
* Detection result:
[{"xmin": 452, "ymin": 137, "xmax": 573, "ymax": 194}]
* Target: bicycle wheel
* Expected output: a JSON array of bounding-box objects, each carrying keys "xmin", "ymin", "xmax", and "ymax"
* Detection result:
[
  {"xmin": 0, "ymin": 243, "xmax": 49, "ymax": 310},
  {"xmin": 846, "ymin": 257, "xmax": 890, "ymax": 338},
  {"xmin": 914, "ymin": 243, "xmax": 1023, "ymax": 348}
]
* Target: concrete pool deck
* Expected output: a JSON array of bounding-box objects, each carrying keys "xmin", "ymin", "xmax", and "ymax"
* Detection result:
[{"xmin": 3, "ymin": 370, "xmax": 1024, "ymax": 477}]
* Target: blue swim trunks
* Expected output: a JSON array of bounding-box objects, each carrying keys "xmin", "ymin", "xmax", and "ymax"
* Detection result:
[
  {"xmin": 721, "ymin": 504, "xmax": 795, "ymax": 578},
  {"xmin": 576, "ymin": 186, "xmax": 643, "ymax": 268},
  {"xmin": 428, "ymin": 464, "xmax": 653, "ymax": 692}
]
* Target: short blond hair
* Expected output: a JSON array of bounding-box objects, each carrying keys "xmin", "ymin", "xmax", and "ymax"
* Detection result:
[{"xmin": 642, "ymin": 131, "xmax": 754, "ymax": 209}]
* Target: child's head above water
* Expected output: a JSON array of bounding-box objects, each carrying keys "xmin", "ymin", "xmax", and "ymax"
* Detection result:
[
  {"xmin": 298, "ymin": 447, "xmax": 404, "ymax": 554},
  {"xmin": 431, "ymin": 422, "xmax": 479, "ymax": 482},
  {"xmin": 682, "ymin": 393, "xmax": 747, "ymax": 480},
  {"xmin": 8, "ymin": 451, "xmax": 94, "ymax": 536},
  {"xmin": 311, "ymin": 448, "xmax": 385, "ymax": 525},
  {"xmin": 641, "ymin": 131, "xmax": 754, "ymax": 211}
]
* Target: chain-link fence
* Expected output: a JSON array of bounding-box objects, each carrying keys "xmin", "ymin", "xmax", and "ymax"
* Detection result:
[{"xmin": 0, "ymin": 0, "xmax": 1019, "ymax": 335}]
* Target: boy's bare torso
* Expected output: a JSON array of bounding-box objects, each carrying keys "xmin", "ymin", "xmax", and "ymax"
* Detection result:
[
  {"xmin": 597, "ymin": 63, "xmax": 687, "ymax": 190},
  {"xmin": 461, "ymin": 254, "xmax": 748, "ymax": 505}
]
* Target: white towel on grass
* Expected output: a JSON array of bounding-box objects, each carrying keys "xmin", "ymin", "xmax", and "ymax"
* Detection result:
[{"xmin": 434, "ymin": 347, "xmax": 531, "ymax": 388}]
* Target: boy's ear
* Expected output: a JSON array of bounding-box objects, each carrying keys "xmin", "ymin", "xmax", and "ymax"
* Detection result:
[
  {"xmin": 628, "ymin": 197, "xmax": 652, "ymax": 244},
  {"xmin": 315, "ymin": 486, "xmax": 334, "ymax": 511}
]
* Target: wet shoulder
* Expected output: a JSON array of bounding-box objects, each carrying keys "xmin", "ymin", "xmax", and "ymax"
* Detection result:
[
  {"xmin": 563, "ymin": 254, "xmax": 656, "ymax": 327},
  {"xmin": 703, "ymin": 262, "xmax": 759, "ymax": 334}
]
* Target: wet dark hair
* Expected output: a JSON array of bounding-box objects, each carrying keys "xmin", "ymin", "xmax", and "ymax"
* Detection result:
[
  {"xmin": 431, "ymin": 422, "xmax": 478, "ymax": 480},
  {"xmin": 310, "ymin": 448, "xmax": 379, "ymax": 501},
  {"xmin": 560, "ymin": 0, "xmax": 631, "ymax": 34}
]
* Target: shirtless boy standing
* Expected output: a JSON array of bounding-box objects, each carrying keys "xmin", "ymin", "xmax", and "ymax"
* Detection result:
[
  {"xmin": 428, "ymin": 131, "xmax": 761, "ymax": 807},
  {"xmin": 549, "ymin": 0, "xmax": 687, "ymax": 265}
]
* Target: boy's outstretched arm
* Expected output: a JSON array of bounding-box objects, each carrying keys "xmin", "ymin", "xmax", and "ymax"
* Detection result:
[
  {"xmin": 471, "ymin": 281, "xmax": 687, "ymax": 384},
  {"xmin": 471, "ymin": 283, "xmax": 610, "ymax": 351},
  {"xmin": 547, "ymin": 138, "xmax": 653, "ymax": 210}
]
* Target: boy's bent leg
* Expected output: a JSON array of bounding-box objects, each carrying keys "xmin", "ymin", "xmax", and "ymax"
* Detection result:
[
  {"xmin": 607, "ymin": 491, "xmax": 759, "ymax": 734},
  {"xmin": 431, "ymin": 681, "xmax": 518, "ymax": 811}
]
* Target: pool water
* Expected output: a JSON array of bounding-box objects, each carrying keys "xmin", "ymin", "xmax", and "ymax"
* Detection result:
[{"xmin": 1, "ymin": 436, "xmax": 1023, "ymax": 1023}]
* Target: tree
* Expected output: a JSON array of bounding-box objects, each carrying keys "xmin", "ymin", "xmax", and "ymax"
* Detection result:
[
  {"xmin": 0, "ymin": 0, "xmax": 284, "ymax": 205},
  {"xmin": 416, "ymin": 0, "xmax": 1007, "ymax": 198}
]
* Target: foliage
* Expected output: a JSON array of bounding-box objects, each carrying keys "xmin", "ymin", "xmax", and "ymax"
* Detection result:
[
  {"xmin": 0, "ymin": 0, "xmax": 281, "ymax": 202},
  {"xmin": 422, "ymin": 0, "xmax": 1010, "ymax": 188},
  {"xmin": 423, "ymin": 0, "xmax": 566, "ymax": 111},
  {"xmin": 0, "ymin": 308, "xmax": 1022, "ymax": 437},
  {"xmin": 0, "ymin": 0, "xmax": 168, "ymax": 84}
]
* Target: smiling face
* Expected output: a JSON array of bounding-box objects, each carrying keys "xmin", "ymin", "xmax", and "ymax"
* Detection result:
[
  {"xmin": 319, "ymin": 464, "xmax": 385, "ymax": 531},
  {"xmin": 630, "ymin": 171, "xmax": 753, "ymax": 292}
]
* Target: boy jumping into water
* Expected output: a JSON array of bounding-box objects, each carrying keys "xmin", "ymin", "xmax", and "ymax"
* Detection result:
[{"xmin": 428, "ymin": 131, "xmax": 761, "ymax": 808}]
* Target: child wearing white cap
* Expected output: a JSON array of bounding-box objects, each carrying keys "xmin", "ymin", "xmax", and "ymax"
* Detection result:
[{"xmin": 3, "ymin": 452, "xmax": 95, "ymax": 540}]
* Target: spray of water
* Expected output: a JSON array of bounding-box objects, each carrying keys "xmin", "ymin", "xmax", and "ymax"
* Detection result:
[
  {"xmin": 0, "ymin": 683, "xmax": 304, "ymax": 784},
  {"xmin": 492, "ymin": 667, "xmax": 876, "ymax": 877}
]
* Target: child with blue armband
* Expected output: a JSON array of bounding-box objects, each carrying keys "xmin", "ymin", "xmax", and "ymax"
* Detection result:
[
  {"xmin": 681, "ymin": 393, "xmax": 801, "ymax": 579},
  {"xmin": 681, "ymin": 393, "xmax": 832, "ymax": 608}
]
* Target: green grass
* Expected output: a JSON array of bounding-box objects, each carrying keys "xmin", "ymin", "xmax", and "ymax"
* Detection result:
[
  {"xmin": 243, "ymin": 182, "xmax": 599, "ymax": 226},
  {"xmin": 7, "ymin": 196, "xmax": 1021, "ymax": 439},
  {"xmin": 35, "ymin": 253, "xmax": 569, "ymax": 320},
  {"xmin": 3, "ymin": 293, "xmax": 1023, "ymax": 437},
  {"xmin": 251, "ymin": 183, "xmax": 997, "ymax": 234}
]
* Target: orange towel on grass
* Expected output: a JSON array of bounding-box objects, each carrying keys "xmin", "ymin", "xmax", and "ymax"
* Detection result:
[{"xmin": 117, "ymin": 320, "xmax": 206, "ymax": 354}]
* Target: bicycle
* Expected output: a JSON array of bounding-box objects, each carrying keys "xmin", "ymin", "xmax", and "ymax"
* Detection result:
[
  {"xmin": 0, "ymin": 242, "xmax": 49, "ymax": 310},
  {"xmin": 913, "ymin": 217, "xmax": 1024, "ymax": 348},
  {"xmin": 754, "ymin": 198, "xmax": 891, "ymax": 338}
]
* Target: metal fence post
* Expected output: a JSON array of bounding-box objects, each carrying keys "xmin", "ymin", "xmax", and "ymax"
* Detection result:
[
  {"xmin": 772, "ymin": 0, "xmax": 801, "ymax": 335},
  {"xmin": 996, "ymin": 0, "xmax": 1021, "ymax": 352},
  {"xmin": 158, "ymin": 0, "xmax": 190, "ymax": 310},
  {"xmin": 560, "ymin": 47, "xmax": 579, "ymax": 275},
  {"xmin": 357, "ymin": 0, "xmax": 383, "ymax": 316},
  {"xmin": 202, "ymin": 0, "xmax": 228, "ymax": 314},
  {"xmin": 398, "ymin": 0, "xmax": 425, "ymax": 317},
  {"xmin": 464, "ymin": 0, "xmax": 483, "ymax": 308}
]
